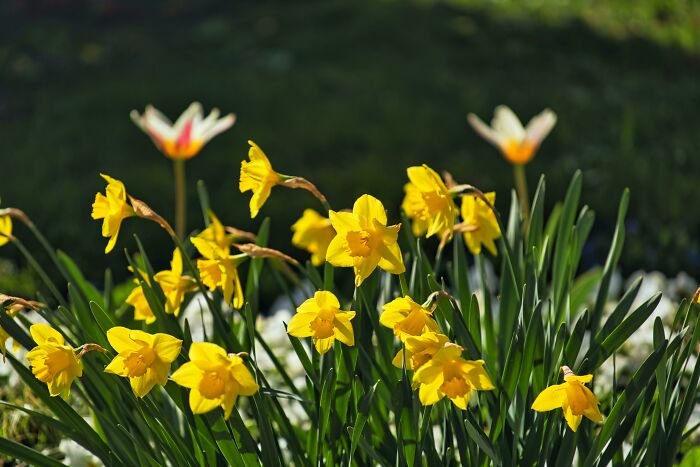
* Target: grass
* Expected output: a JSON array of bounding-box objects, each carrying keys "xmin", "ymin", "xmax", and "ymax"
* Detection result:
[{"xmin": 1, "ymin": 0, "xmax": 699, "ymax": 291}]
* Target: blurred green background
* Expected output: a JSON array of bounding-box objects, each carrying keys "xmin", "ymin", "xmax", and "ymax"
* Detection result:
[{"xmin": 1, "ymin": 0, "xmax": 699, "ymax": 291}]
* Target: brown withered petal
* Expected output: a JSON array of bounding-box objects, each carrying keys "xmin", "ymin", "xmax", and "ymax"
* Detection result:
[
  {"xmin": 128, "ymin": 195, "xmax": 176, "ymax": 237},
  {"xmin": 281, "ymin": 177, "xmax": 328, "ymax": 205},
  {"xmin": 225, "ymin": 226, "xmax": 257, "ymax": 242},
  {"xmin": 234, "ymin": 243, "xmax": 299, "ymax": 265},
  {"xmin": 0, "ymin": 293, "xmax": 45, "ymax": 311}
]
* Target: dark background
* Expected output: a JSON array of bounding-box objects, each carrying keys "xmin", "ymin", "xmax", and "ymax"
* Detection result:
[{"xmin": 1, "ymin": 0, "xmax": 699, "ymax": 293}]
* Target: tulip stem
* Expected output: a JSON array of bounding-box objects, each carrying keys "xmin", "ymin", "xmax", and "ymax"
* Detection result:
[
  {"xmin": 174, "ymin": 160, "xmax": 187, "ymax": 240},
  {"xmin": 513, "ymin": 164, "xmax": 530, "ymax": 224}
]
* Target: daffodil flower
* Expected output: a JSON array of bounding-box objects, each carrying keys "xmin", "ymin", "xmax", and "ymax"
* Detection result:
[
  {"xmin": 191, "ymin": 234, "xmax": 245, "ymax": 309},
  {"xmin": 170, "ymin": 342, "xmax": 259, "ymax": 419},
  {"xmin": 130, "ymin": 102, "xmax": 235, "ymax": 160},
  {"xmin": 0, "ymin": 326, "xmax": 10, "ymax": 361},
  {"xmin": 197, "ymin": 211, "xmax": 234, "ymax": 253},
  {"xmin": 286, "ymin": 291, "xmax": 355, "ymax": 355},
  {"xmin": 291, "ymin": 209, "xmax": 336, "ymax": 266},
  {"xmin": 401, "ymin": 164, "xmax": 458, "ymax": 240},
  {"xmin": 392, "ymin": 331, "xmax": 450, "ymax": 371},
  {"xmin": 126, "ymin": 267, "xmax": 155, "ymax": 324},
  {"xmin": 326, "ymin": 194, "xmax": 405, "ymax": 286},
  {"xmin": 239, "ymin": 140, "xmax": 284, "ymax": 218},
  {"xmin": 531, "ymin": 366, "xmax": 604, "ymax": 432},
  {"xmin": 26, "ymin": 324, "xmax": 83, "ymax": 399},
  {"xmin": 104, "ymin": 327, "xmax": 182, "ymax": 398},
  {"xmin": 413, "ymin": 343, "xmax": 494, "ymax": 409},
  {"xmin": 91, "ymin": 174, "xmax": 135, "ymax": 254},
  {"xmin": 153, "ymin": 249, "xmax": 197, "ymax": 316},
  {"xmin": 0, "ymin": 215, "xmax": 12, "ymax": 247},
  {"xmin": 380, "ymin": 295, "xmax": 440, "ymax": 341},
  {"xmin": 457, "ymin": 192, "xmax": 501, "ymax": 256},
  {"xmin": 468, "ymin": 106, "xmax": 556, "ymax": 165}
]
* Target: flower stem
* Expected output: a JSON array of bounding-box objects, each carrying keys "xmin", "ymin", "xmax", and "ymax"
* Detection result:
[
  {"xmin": 513, "ymin": 164, "xmax": 530, "ymax": 224},
  {"xmin": 174, "ymin": 159, "xmax": 187, "ymax": 240}
]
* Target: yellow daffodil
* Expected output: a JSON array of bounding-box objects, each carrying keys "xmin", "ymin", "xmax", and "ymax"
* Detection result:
[
  {"xmin": 286, "ymin": 291, "xmax": 355, "ymax": 354},
  {"xmin": 413, "ymin": 343, "xmax": 494, "ymax": 409},
  {"xmin": 531, "ymin": 366, "xmax": 604, "ymax": 432},
  {"xmin": 126, "ymin": 267, "xmax": 155, "ymax": 324},
  {"xmin": 104, "ymin": 327, "xmax": 182, "ymax": 398},
  {"xmin": 392, "ymin": 332, "xmax": 450, "ymax": 370},
  {"xmin": 197, "ymin": 211, "xmax": 233, "ymax": 254},
  {"xmin": 380, "ymin": 295, "xmax": 440, "ymax": 341},
  {"xmin": 190, "ymin": 235, "xmax": 245, "ymax": 308},
  {"xmin": 171, "ymin": 342, "xmax": 259, "ymax": 419},
  {"xmin": 401, "ymin": 165, "xmax": 458, "ymax": 240},
  {"xmin": 153, "ymin": 249, "xmax": 196, "ymax": 316},
  {"xmin": 0, "ymin": 215, "xmax": 12, "ymax": 247},
  {"xmin": 130, "ymin": 102, "xmax": 236, "ymax": 160},
  {"xmin": 0, "ymin": 325, "xmax": 10, "ymax": 361},
  {"xmin": 468, "ymin": 105, "xmax": 556, "ymax": 165},
  {"xmin": 326, "ymin": 194, "xmax": 405, "ymax": 286},
  {"xmin": 291, "ymin": 209, "xmax": 336, "ymax": 266},
  {"xmin": 459, "ymin": 192, "xmax": 501, "ymax": 256},
  {"xmin": 91, "ymin": 174, "xmax": 135, "ymax": 254},
  {"xmin": 26, "ymin": 324, "xmax": 83, "ymax": 399},
  {"xmin": 239, "ymin": 140, "xmax": 284, "ymax": 218}
]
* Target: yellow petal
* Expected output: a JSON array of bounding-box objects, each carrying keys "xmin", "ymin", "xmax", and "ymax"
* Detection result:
[
  {"xmin": 189, "ymin": 388, "xmax": 222, "ymax": 414},
  {"xmin": 314, "ymin": 337, "xmax": 334, "ymax": 355},
  {"xmin": 562, "ymin": 401, "xmax": 582, "ymax": 432},
  {"xmin": 531, "ymin": 383, "xmax": 568, "ymax": 412},
  {"xmin": 30, "ymin": 324, "xmax": 64, "ymax": 346},
  {"xmin": 152, "ymin": 333, "xmax": 183, "ymax": 363},
  {"xmin": 314, "ymin": 291, "xmax": 340, "ymax": 310},
  {"xmin": 328, "ymin": 210, "xmax": 360, "ymax": 234},
  {"xmin": 353, "ymin": 194, "xmax": 387, "ymax": 229},
  {"xmin": 106, "ymin": 327, "xmax": 140, "ymax": 353},
  {"xmin": 333, "ymin": 313, "xmax": 355, "ymax": 346},
  {"xmin": 104, "ymin": 355, "xmax": 127, "ymax": 376},
  {"xmin": 581, "ymin": 385, "xmax": 604, "ymax": 423},
  {"xmin": 418, "ymin": 376, "xmax": 444, "ymax": 406},
  {"xmin": 171, "ymin": 362, "xmax": 204, "ymax": 389},
  {"xmin": 130, "ymin": 370, "xmax": 158, "ymax": 398},
  {"xmin": 377, "ymin": 239, "xmax": 405, "ymax": 275},
  {"xmin": 231, "ymin": 364, "xmax": 260, "ymax": 396},
  {"xmin": 325, "ymin": 235, "xmax": 353, "ymax": 267},
  {"xmin": 287, "ymin": 312, "xmax": 316, "ymax": 338},
  {"xmin": 464, "ymin": 362, "xmax": 495, "ymax": 391},
  {"xmin": 189, "ymin": 342, "xmax": 227, "ymax": 363}
]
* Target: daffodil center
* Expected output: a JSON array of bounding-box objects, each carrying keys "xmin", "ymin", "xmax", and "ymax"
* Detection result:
[
  {"xmin": 410, "ymin": 351, "xmax": 433, "ymax": 370},
  {"xmin": 441, "ymin": 376, "xmax": 471, "ymax": 399},
  {"xmin": 310, "ymin": 309, "xmax": 336, "ymax": 339},
  {"xmin": 124, "ymin": 346, "xmax": 156, "ymax": 377},
  {"xmin": 421, "ymin": 191, "xmax": 448, "ymax": 214},
  {"xmin": 199, "ymin": 370, "xmax": 227, "ymax": 399},
  {"xmin": 39, "ymin": 348, "xmax": 71, "ymax": 381},
  {"xmin": 346, "ymin": 230, "xmax": 377, "ymax": 257}
]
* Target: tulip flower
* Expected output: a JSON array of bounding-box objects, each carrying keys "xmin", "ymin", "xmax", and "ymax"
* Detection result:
[
  {"xmin": 0, "ymin": 215, "xmax": 11, "ymax": 247},
  {"xmin": 130, "ymin": 102, "xmax": 235, "ymax": 161},
  {"xmin": 239, "ymin": 140, "xmax": 284, "ymax": 218},
  {"xmin": 326, "ymin": 194, "xmax": 405, "ymax": 286},
  {"xmin": 286, "ymin": 291, "xmax": 355, "ymax": 354},
  {"xmin": 91, "ymin": 174, "xmax": 135, "ymax": 254},
  {"xmin": 26, "ymin": 324, "xmax": 84, "ymax": 399},
  {"xmin": 380, "ymin": 296, "xmax": 440, "ymax": 342},
  {"xmin": 467, "ymin": 105, "xmax": 556, "ymax": 166},
  {"xmin": 401, "ymin": 164, "xmax": 457, "ymax": 240},
  {"xmin": 104, "ymin": 327, "xmax": 182, "ymax": 398},
  {"xmin": 531, "ymin": 366, "xmax": 603, "ymax": 432},
  {"xmin": 291, "ymin": 209, "xmax": 336, "ymax": 266},
  {"xmin": 171, "ymin": 342, "xmax": 259, "ymax": 419},
  {"xmin": 153, "ymin": 249, "xmax": 197, "ymax": 316},
  {"xmin": 457, "ymin": 192, "xmax": 501, "ymax": 256},
  {"xmin": 392, "ymin": 332, "xmax": 450, "ymax": 371},
  {"xmin": 413, "ymin": 343, "xmax": 494, "ymax": 409}
]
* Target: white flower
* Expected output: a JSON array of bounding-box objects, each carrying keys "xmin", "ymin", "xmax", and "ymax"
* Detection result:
[
  {"xmin": 57, "ymin": 439, "xmax": 102, "ymax": 467},
  {"xmin": 131, "ymin": 102, "xmax": 235, "ymax": 160},
  {"xmin": 468, "ymin": 105, "xmax": 556, "ymax": 164}
]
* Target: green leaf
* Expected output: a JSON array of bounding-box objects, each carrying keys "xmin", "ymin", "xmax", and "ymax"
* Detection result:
[{"xmin": 0, "ymin": 437, "xmax": 67, "ymax": 467}]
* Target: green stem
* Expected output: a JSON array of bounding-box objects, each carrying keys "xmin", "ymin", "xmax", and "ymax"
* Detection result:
[
  {"xmin": 513, "ymin": 164, "xmax": 530, "ymax": 224},
  {"xmin": 173, "ymin": 159, "xmax": 187, "ymax": 240},
  {"xmin": 11, "ymin": 237, "xmax": 68, "ymax": 308}
]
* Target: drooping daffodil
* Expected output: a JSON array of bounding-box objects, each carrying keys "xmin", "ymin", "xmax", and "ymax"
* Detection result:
[
  {"xmin": 239, "ymin": 140, "xmax": 284, "ymax": 218},
  {"xmin": 458, "ymin": 192, "xmax": 501, "ymax": 256},
  {"xmin": 26, "ymin": 324, "xmax": 84, "ymax": 399},
  {"xmin": 91, "ymin": 174, "xmax": 135, "ymax": 254},
  {"xmin": 402, "ymin": 164, "xmax": 457, "ymax": 240},
  {"xmin": 531, "ymin": 366, "xmax": 603, "ymax": 432},
  {"xmin": 380, "ymin": 295, "xmax": 440, "ymax": 342},
  {"xmin": 291, "ymin": 209, "xmax": 336, "ymax": 266}
]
